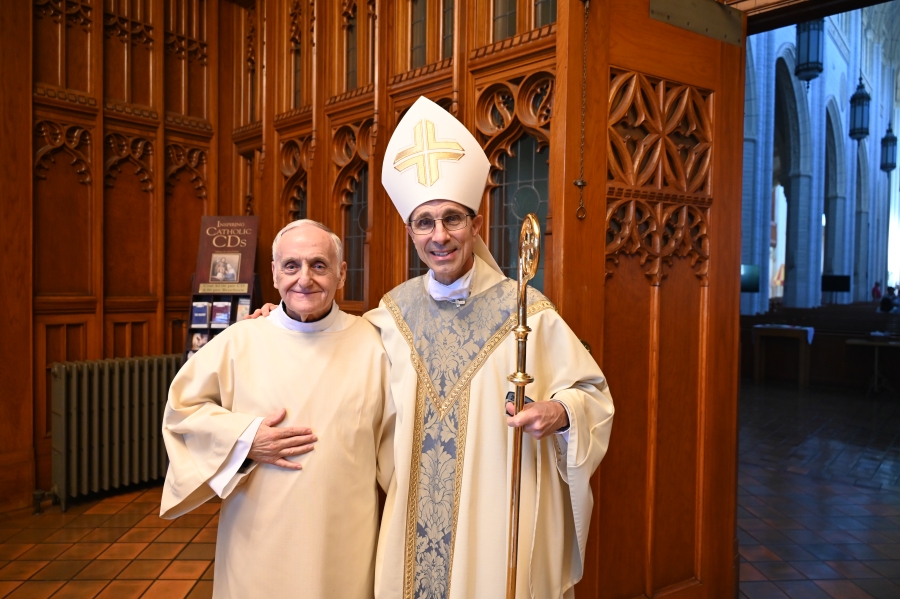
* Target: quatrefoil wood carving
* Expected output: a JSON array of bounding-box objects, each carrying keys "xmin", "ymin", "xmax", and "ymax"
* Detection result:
[{"xmin": 608, "ymin": 69, "xmax": 712, "ymax": 197}]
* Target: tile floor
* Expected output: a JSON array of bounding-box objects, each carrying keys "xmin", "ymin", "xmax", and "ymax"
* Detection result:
[
  {"xmin": 0, "ymin": 488, "xmax": 217, "ymax": 599},
  {"xmin": 739, "ymin": 383, "xmax": 900, "ymax": 599},
  {"xmin": 1, "ymin": 382, "xmax": 899, "ymax": 598}
]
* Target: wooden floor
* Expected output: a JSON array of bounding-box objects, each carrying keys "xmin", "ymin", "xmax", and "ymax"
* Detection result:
[{"xmin": 0, "ymin": 488, "xmax": 216, "ymax": 599}]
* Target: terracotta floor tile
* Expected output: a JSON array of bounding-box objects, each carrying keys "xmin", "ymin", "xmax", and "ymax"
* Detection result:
[
  {"xmin": 185, "ymin": 581, "xmax": 213, "ymax": 599},
  {"xmin": 19, "ymin": 545, "xmax": 72, "ymax": 561},
  {"xmin": 740, "ymin": 581, "xmax": 791, "ymax": 598},
  {"xmin": 824, "ymin": 561, "xmax": 882, "ymax": 579},
  {"xmin": 136, "ymin": 544, "xmax": 185, "ymax": 560},
  {"xmin": 97, "ymin": 515, "xmax": 143, "ymax": 529},
  {"xmin": 0, "ymin": 582, "xmax": 22, "ymax": 599},
  {"xmin": 100, "ymin": 492, "xmax": 144, "ymax": 504},
  {"xmin": 96, "ymin": 543, "xmax": 148, "ymax": 560},
  {"xmin": 0, "ymin": 531, "xmax": 20, "ymax": 544},
  {"xmin": 140, "ymin": 580, "xmax": 195, "ymax": 599},
  {"xmin": 203, "ymin": 516, "xmax": 218, "ymax": 529},
  {"xmin": 0, "ymin": 560, "xmax": 50, "ymax": 581},
  {"xmin": 176, "ymin": 545, "xmax": 215, "ymax": 561},
  {"xmin": 0, "ymin": 546, "xmax": 34, "ymax": 561},
  {"xmin": 93, "ymin": 580, "xmax": 150, "ymax": 599},
  {"xmin": 135, "ymin": 491, "xmax": 163, "ymax": 504},
  {"xmin": 773, "ymin": 580, "xmax": 833, "ymax": 599},
  {"xmin": 168, "ymin": 516, "xmax": 210, "ymax": 529},
  {"xmin": 57, "ymin": 544, "xmax": 110, "ymax": 561},
  {"xmin": 116, "ymin": 560, "xmax": 170, "ymax": 580},
  {"xmin": 741, "ymin": 562, "xmax": 768, "ymax": 581},
  {"xmin": 73, "ymin": 561, "xmax": 129, "ymax": 580},
  {"xmin": 813, "ymin": 580, "xmax": 876, "ymax": 598},
  {"xmin": 154, "ymin": 529, "xmax": 199, "ymax": 544},
  {"xmin": 116, "ymin": 529, "xmax": 162, "ymax": 544},
  {"xmin": 852, "ymin": 578, "xmax": 900, "ymax": 599},
  {"xmin": 43, "ymin": 529, "xmax": 92, "ymax": 544},
  {"xmin": 755, "ymin": 561, "xmax": 807, "ymax": 581},
  {"xmin": 200, "ymin": 563, "xmax": 213, "ymax": 581},
  {"xmin": 48, "ymin": 580, "xmax": 109, "ymax": 599},
  {"xmin": 28, "ymin": 516, "xmax": 77, "ymax": 530},
  {"xmin": 184, "ymin": 504, "xmax": 218, "ymax": 516},
  {"xmin": 82, "ymin": 505, "xmax": 123, "ymax": 516},
  {"xmin": 79, "ymin": 529, "xmax": 127, "ymax": 544},
  {"xmin": 134, "ymin": 516, "xmax": 171, "ymax": 529},
  {"xmin": 158, "ymin": 561, "xmax": 210, "ymax": 580},
  {"xmin": 4, "ymin": 581, "xmax": 64, "ymax": 599},
  {"xmin": 5, "ymin": 530, "xmax": 55, "ymax": 544},
  {"xmin": 789, "ymin": 561, "xmax": 845, "ymax": 580},
  {"xmin": 63, "ymin": 516, "xmax": 111, "ymax": 530},
  {"xmin": 190, "ymin": 529, "xmax": 215, "ymax": 544},
  {"xmin": 114, "ymin": 504, "xmax": 157, "ymax": 516},
  {"xmin": 740, "ymin": 545, "xmax": 784, "ymax": 562},
  {"xmin": 30, "ymin": 561, "xmax": 89, "ymax": 581}
]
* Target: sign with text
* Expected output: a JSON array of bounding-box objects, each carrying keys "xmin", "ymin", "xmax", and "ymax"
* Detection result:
[{"xmin": 193, "ymin": 216, "xmax": 259, "ymax": 294}]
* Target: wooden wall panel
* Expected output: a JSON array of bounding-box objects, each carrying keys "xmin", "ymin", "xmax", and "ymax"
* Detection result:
[
  {"xmin": 0, "ymin": 0, "xmax": 34, "ymax": 512},
  {"xmin": 104, "ymin": 315, "xmax": 153, "ymax": 358},
  {"xmin": 164, "ymin": 144, "xmax": 208, "ymax": 295},
  {"xmin": 33, "ymin": 120, "xmax": 94, "ymax": 296},
  {"xmin": 103, "ymin": 134, "xmax": 155, "ymax": 297}
]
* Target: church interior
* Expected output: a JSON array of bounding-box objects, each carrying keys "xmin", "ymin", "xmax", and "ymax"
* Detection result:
[{"xmin": 1, "ymin": 0, "xmax": 900, "ymax": 597}]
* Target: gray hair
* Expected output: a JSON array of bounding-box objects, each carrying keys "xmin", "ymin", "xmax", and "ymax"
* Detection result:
[{"xmin": 272, "ymin": 219, "xmax": 344, "ymax": 265}]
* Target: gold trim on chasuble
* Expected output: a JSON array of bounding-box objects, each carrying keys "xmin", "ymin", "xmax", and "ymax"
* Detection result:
[{"xmin": 383, "ymin": 285, "xmax": 554, "ymax": 599}]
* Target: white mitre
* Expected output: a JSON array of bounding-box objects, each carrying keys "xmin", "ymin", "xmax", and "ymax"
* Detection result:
[{"xmin": 382, "ymin": 96, "xmax": 503, "ymax": 274}]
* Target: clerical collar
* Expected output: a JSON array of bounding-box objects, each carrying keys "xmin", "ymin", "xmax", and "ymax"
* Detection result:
[
  {"xmin": 272, "ymin": 301, "xmax": 339, "ymax": 332},
  {"xmin": 426, "ymin": 263, "xmax": 475, "ymax": 305}
]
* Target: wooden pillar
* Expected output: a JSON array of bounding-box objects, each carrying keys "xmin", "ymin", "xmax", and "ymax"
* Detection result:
[{"xmin": 0, "ymin": 2, "xmax": 35, "ymax": 512}]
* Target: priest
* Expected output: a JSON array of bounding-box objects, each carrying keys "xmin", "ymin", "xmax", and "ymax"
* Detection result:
[
  {"xmin": 160, "ymin": 219, "xmax": 393, "ymax": 599},
  {"xmin": 368, "ymin": 97, "xmax": 614, "ymax": 599}
]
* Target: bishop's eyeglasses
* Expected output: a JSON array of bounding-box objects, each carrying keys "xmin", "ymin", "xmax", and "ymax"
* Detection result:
[{"xmin": 408, "ymin": 212, "xmax": 473, "ymax": 235}]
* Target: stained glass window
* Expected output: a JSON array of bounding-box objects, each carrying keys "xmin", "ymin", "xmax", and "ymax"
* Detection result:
[
  {"xmin": 492, "ymin": 0, "xmax": 516, "ymax": 41},
  {"xmin": 346, "ymin": 9, "xmax": 358, "ymax": 91},
  {"xmin": 411, "ymin": 0, "xmax": 427, "ymax": 69},
  {"xmin": 534, "ymin": 0, "xmax": 556, "ymax": 27},
  {"xmin": 344, "ymin": 166, "xmax": 368, "ymax": 300},
  {"xmin": 489, "ymin": 135, "xmax": 549, "ymax": 291},
  {"xmin": 442, "ymin": 0, "xmax": 454, "ymax": 60}
]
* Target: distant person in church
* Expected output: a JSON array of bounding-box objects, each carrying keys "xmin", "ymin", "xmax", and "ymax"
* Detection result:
[
  {"xmin": 880, "ymin": 286, "xmax": 898, "ymax": 313},
  {"xmin": 254, "ymin": 97, "xmax": 615, "ymax": 598},
  {"xmin": 161, "ymin": 220, "xmax": 393, "ymax": 599},
  {"xmin": 872, "ymin": 281, "xmax": 883, "ymax": 301}
]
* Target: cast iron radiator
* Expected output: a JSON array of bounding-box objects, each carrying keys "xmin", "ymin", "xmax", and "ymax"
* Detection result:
[{"xmin": 50, "ymin": 355, "xmax": 183, "ymax": 511}]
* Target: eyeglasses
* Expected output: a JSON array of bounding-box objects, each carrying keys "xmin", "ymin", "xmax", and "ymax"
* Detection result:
[{"xmin": 408, "ymin": 213, "xmax": 473, "ymax": 235}]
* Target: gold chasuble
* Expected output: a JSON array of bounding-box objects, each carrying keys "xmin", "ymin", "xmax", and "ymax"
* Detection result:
[
  {"xmin": 160, "ymin": 315, "xmax": 392, "ymax": 599},
  {"xmin": 366, "ymin": 257, "xmax": 615, "ymax": 599}
]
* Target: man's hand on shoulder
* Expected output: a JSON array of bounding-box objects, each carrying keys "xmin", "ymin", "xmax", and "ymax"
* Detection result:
[
  {"xmin": 506, "ymin": 400, "xmax": 569, "ymax": 441},
  {"xmin": 248, "ymin": 303, "xmax": 278, "ymax": 319},
  {"xmin": 248, "ymin": 408, "xmax": 317, "ymax": 470}
]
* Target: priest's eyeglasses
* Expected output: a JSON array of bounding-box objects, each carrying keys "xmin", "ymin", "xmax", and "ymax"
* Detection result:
[{"xmin": 408, "ymin": 213, "xmax": 472, "ymax": 235}]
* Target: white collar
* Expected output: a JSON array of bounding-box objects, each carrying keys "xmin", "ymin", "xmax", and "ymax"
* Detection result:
[
  {"xmin": 271, "ymin": 301, "xmax": 340, "ymax": 332},
  {"xmin": 426, "ymin": 263, "xmax": 475, "ymax": 303}
]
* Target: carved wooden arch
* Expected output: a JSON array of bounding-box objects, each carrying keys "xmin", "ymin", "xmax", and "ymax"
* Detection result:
[
  {"xmin": 34, "ymin": 120, "xmax": 92, "ymax": 185},
  {"xmin": 281, "ymin": 135, "xmax": 312, "ymax": 222},
  {"xmin": 333, "ymin": 119, "xmax": 374, "ymax": 209},
  {"xmin": 104, "ymin": 133, "xmax": 153, "ymax": 191},
  {"xmin": 475, "ymin": 71, "xmax": 554, "ymax": 204},
  {"xmin": 165, "ymin": 143, "xmax": 208, "ymax": 199}
]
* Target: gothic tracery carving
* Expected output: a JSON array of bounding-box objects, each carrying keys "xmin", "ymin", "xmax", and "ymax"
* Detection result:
[
  {"xmin": 36, "ymin": 0, "xmax": 92, "ymax": 31},
  {"xmin": 605, "ymin": 199, "xmax": 709, "ymax": 285},
  {"xmin": 104, "ymin": 133, "xmax": 154, "ymax": 191},
  {"xmin": 608, "ymin": 69, "xmax": 712, "ymax": 196},
  {"xmin": 282, "ymin": 136, "xmax": 312, "ymax": 221},
  {"xmin": 332, "ymin": 119, "xmax": 373, "ymax": 206},
  {"xmin": 165, "ymin": 144, "xmax": 208, "ymax": 198},
  {"xmin": 475, "ymin": 72, "xmax": 555, "ymax": 200},
  {"xmin": 34, "ymin": 121, "xmax": 92, "ymax": 185}
]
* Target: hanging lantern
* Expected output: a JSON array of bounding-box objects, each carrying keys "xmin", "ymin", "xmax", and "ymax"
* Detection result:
[
  {"xmin": 849, "ymin": 77, "xmax": 871, "ymax": 141},
  {"xmin": 795, "ymin": 19, "xmax": 824, "ymax": 85},
  {"xmin": 882, "ymin": 124, "xmax": 897, "ymax": 173}
]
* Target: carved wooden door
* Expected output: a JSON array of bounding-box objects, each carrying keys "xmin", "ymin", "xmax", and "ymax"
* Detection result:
[{"xmin": 551, "ymin": 1, "xmax": 745, "ymax": 597}]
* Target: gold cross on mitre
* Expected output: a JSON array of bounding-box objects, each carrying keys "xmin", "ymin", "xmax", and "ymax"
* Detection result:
[{"xmin": 392, "ymin": 119, "xmax": 465, "ymax": 187}]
